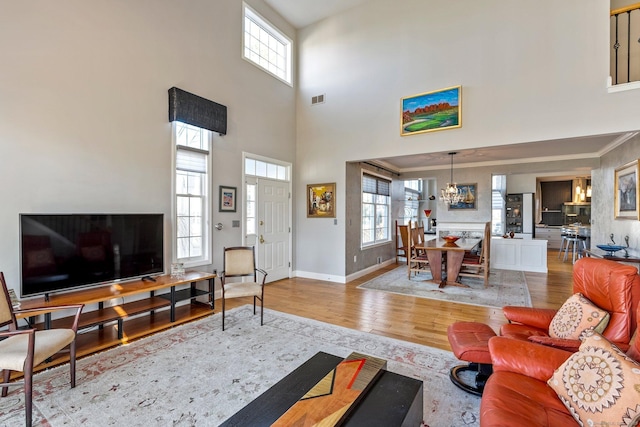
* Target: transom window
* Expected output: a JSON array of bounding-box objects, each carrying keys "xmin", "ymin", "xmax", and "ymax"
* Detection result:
[
  {"xmin": 242, "ymin": 2, "xmax": 292, "ymax": 85},
  {"xmin": 173, "ymin": 122, "xmax": 211, "ymax": 266},
  {"xmin": 362, "ymin": 173, "xmax": 391, "ymax": 247}
]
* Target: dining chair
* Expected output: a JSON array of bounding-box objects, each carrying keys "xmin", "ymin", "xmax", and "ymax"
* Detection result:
[
  {"xmin": 458, "ymin": 221, "xmax": 491, "ymax": 287},
  {"xmin": 220, "ymin": 246, "xmax": 267, "ymax": 331},
  {"xmin": 408, "ymin": 223, "xmax": 430, "ymax": 278},
  {"xmin": 0, "ymin": 272, "xmax": 83, "ymax": 426},
  {"xmin": 396, "ymin": 222, "xmax": 410, "ymax": 264}
]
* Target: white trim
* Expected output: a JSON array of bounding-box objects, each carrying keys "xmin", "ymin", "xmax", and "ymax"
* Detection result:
[{"xmin": 607, "ymin": 80, "xmax": 640, "ymax": 93}]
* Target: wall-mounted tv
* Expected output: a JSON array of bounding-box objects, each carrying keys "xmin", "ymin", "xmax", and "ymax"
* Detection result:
[{"xmin": 20, "ymin": 214, "xmax": 164, "ymax": 298}]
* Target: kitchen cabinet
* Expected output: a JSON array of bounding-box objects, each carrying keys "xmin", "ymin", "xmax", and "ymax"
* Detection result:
[{"xmin": 535, "ymin": 226, "xmax": 562, "ymax": 249}]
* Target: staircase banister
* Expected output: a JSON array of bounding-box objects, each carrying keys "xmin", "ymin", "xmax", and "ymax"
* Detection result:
[{"xmin": 611, "ymin": 2, "xmax": 640, "ymax": 16}]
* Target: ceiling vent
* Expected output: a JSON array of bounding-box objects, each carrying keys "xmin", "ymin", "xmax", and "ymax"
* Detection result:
[{"xmin": 311, "ymin": 94, "xmax": 325, "ymax": 105}]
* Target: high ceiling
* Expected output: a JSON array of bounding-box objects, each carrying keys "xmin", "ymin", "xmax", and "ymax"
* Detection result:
[
  {"xmin": 264, "ymin": 1, "xmax": 636, "ymax": 173},
  {"xmin": 264, "ymin": 0, "xmax": 371, "ymax": 28}
]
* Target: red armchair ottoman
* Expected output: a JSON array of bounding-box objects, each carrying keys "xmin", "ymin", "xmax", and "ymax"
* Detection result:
[{"xmin": 447, "ymin": 321, "xmax": 496, "ymax": 396}]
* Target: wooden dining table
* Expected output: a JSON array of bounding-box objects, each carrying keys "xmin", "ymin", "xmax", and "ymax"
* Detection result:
[{"xmin": 416, "ymin": 238, "xmax": 481, "ymax": 288}]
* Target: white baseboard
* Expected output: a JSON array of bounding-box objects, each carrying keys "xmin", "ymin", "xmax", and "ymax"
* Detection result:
[
  {"xmin": 293, "ymin": 270, "xmax": 347, "ymax": 284},
  {"xmin": 294, "ymin": 258, "xmax": 396, "ymax": 284},
  {"xmin": 345, "ymin": 258, "xmax": 396, "ymax": 282}
]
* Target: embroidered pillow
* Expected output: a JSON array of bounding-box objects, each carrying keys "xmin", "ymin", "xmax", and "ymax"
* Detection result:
[
  {"xmin": 548, "ymin": 331, "xmax": 640, "ymax": 427},
  {"xmin": 549, "ymin": 293, "xmax": 609, "ymax": 339}
]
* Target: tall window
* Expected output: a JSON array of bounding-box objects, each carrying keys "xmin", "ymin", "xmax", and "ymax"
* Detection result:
[
  {"xmin": 362, "ymin": 173, "xmax": 391, "ymax": 246},
  {"xmin": 403, "ymin": 179, "xmax": 422, "ymax": 225},
  {"xmin": 492, "ymin": 174, "xmax": 507, "ymax": 236},
  {"xmin": 174, "ymin": 122, "xmax": 211, "ymax": 265},
  {"xmin": 243, "ymin": 3, "xmax": 292, "ymax": 85}
]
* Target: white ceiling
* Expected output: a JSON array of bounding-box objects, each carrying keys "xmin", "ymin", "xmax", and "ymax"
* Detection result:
[
  {"xmin": 264, "ymin": 0, "xmax": 371, "ymax": 28},
  {"xmin": 263, "ymin": 1, "xmax": 637, "ymax": 173},
  {"xmin": 370, "ymin": 132, "xmax": 638, "ymax": 173}
]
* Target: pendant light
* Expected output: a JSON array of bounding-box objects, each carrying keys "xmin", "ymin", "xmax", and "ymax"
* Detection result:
[{"xmin": 440, "ymin": 152, "xmax": 463, "ymax": 204}]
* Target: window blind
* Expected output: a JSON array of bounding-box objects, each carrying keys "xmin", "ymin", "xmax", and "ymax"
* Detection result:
[
  {"xmin": 363, "ymin": 174, "xmax": 391, "ymax": 196},
  {"xmin": 176, "ymin": 147, "xmax": 207, "ymax": 174}
]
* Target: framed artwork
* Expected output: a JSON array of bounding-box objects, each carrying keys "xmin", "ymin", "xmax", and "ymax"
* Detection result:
[
  {"xmin": 307, "ymin": 183, "xmax": 336, "ymax": 218},
  {"xmin": 614, "ymin": 160, "xmax": 639, "ymax": 219},
  {"xmin": 219, "ymin": 185, "xmax": 237, "ymax": 212},
  {"xmin": 401, "ymin": 85, "xmax": 461, "ymax": 136},
  {"xmin": 448, "ymin": 183, "xmax": 477, "ymax": 210}
]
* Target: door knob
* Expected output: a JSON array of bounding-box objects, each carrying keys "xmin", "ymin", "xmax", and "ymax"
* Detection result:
[
  {"xmin": 259, "ymin": 235, "xmax": 265, "ymax": 244},
  {"xmin": 259, "ymin": 220, "xmax": 264, "ymax": 225}
]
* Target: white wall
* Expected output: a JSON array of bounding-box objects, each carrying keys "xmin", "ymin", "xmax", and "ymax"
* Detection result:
[
  {"xmin": 0, "ymin": 0, "xmax": 296, "ymax": 293},
  {"xmin": 295, "ymin": 0, "xmax": 640, "ymax": 278}
]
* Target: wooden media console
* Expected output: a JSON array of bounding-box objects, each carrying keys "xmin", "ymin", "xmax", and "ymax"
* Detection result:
[{"xmin": 16, "ymin": 271, "xmax": 216, "ymax": 369}]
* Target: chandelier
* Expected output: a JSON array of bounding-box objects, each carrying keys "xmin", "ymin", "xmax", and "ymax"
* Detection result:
[{"xmin": 440, "ymin": 152, "xmax": 463, "ymax": 204}]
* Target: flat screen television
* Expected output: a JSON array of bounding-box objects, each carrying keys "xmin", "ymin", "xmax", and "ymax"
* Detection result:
[{"xmin": 20, "ymin": 213, "xmax": 164, "ymax": 298}]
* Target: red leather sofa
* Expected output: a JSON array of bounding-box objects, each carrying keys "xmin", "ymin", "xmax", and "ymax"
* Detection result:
[{"xmin": 480, "ymin": 258, "xmax": 640, "ymax": 426}]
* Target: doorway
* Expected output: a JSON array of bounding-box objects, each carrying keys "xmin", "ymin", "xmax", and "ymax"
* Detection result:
[{"xmin": 243, "ymin": 154, "xmax": 292, "ymax": 282}]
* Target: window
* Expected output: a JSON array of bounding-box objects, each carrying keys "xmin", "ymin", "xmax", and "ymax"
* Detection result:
[
  {"xmin": 362, "ymin": 173, "xmax": 391, "ymax": 246},
  {"xmin": 402, "ymin": 179, "xmax": 422, "ymax": 225},
  {"xmin": 243, "ymin": 3, "xmax": 292, "ymax": 85},
  {"xmin": 492, "ymin": 174, "xmax": 507, "ymax": 236},
  {"xmin": 173, "ymin": 122, "xmax": 211, "ymax": 266},
  {"xmin": 246, "ymin": 183, "xmax": 257, "ymax": 235}
]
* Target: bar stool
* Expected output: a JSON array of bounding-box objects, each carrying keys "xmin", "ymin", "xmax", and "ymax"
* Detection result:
[
  {"xmin": 557, "ymin": 227, "xmax": 571, "ymax": 259},
  {"xmin": 562, "ymin": 230, "xmax": 585, "ymax": 263}
]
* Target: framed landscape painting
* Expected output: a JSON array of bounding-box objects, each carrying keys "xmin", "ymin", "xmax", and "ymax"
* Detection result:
[
  {"xmin": 448, "ymin": 183, "xmax": 477, "ymax": 210},
  {"xmin": 614, "ymin": 160, "xmax": 639, "ymax": 219},
  {"xmin": 401, "ymin": 85, "xmax": 461, "ymax": 136},
  {"xmin": 307, "ymin": 183, "xmax": 335, "ymax": 218}
]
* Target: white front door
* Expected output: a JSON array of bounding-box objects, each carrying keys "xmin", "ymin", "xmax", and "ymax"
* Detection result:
[{"xmin": 256, "ymin": 178, "xmax": 290, "ymax": 282}]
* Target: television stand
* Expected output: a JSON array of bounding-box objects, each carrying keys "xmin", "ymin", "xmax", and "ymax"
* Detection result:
[{"xmin": 17, "ymin": 271, "xmax": 216, "ymax": 367}]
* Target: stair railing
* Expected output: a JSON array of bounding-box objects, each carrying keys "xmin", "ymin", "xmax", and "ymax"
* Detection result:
[{"xmin": 611, "ymin": 2, "xmax": 640, "ymax": 85}]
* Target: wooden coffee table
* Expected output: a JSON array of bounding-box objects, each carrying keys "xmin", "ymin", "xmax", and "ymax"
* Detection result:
[{"xmin": 220, "ymin": 351, "xmax": 423, "ymax": 426}]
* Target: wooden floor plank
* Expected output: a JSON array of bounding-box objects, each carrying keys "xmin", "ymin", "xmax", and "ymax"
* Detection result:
[{"xmin": 225, "ymin": 253, "xmax": 574, "ymax": 352}]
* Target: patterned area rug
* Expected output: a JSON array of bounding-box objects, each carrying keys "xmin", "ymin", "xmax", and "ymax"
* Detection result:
[
  {"xmin": 0, "ymin": 306, "xmax": 480, "ymax": 426},
  {"xmin": 357, "ymin": 266, "xmax": 532, "ymax": 308}
]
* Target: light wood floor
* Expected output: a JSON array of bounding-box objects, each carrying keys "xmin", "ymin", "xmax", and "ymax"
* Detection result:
[{"xmin": 225, "ymin": 252, "xmax": 575, "ymax": 352}]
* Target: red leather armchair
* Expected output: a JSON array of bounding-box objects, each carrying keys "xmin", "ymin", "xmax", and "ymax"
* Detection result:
[
  {"xmin": 500, "ymin": 257, "xmax": 640, "ymax": 351},
  {"xmin": 480, "ymin": 306, "xmax": 640, "ymax": 426}
]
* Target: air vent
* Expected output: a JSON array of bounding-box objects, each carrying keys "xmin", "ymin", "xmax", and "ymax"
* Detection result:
[{"xmin": 311, "ymin": 94, "xmax": 325, "ymax": 105}]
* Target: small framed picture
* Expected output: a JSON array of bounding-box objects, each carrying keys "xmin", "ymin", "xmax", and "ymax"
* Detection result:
[
  {"xmin": 614, "ymin": 160, "xmax": 639, "ymax": 220},
  {"xmin": 219, "ymin": 186, "xmax": 237, "ymax": 212}
]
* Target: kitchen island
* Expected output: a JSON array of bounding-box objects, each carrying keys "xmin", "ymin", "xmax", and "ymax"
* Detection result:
[{"xmin": 490, "ymin": 236, "xmax": 548, "ymax": 273}]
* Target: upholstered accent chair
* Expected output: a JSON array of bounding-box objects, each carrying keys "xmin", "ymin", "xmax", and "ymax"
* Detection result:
[
  {"xmin": 0, "ymin": 272, "xmax": 83, "ymax": 426},
  {"xmin": 220, "ymin": 246, "xmax": 267, "ymax": 331}
]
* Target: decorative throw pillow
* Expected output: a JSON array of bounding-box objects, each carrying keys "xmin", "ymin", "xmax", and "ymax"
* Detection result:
[
  {"xmin": 548, "ymin": 331, "xmax": 640, "ymax": 427},
  {"xmin": 549, "ymin": 293, "xmax": 610, "ymax": 339}
]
